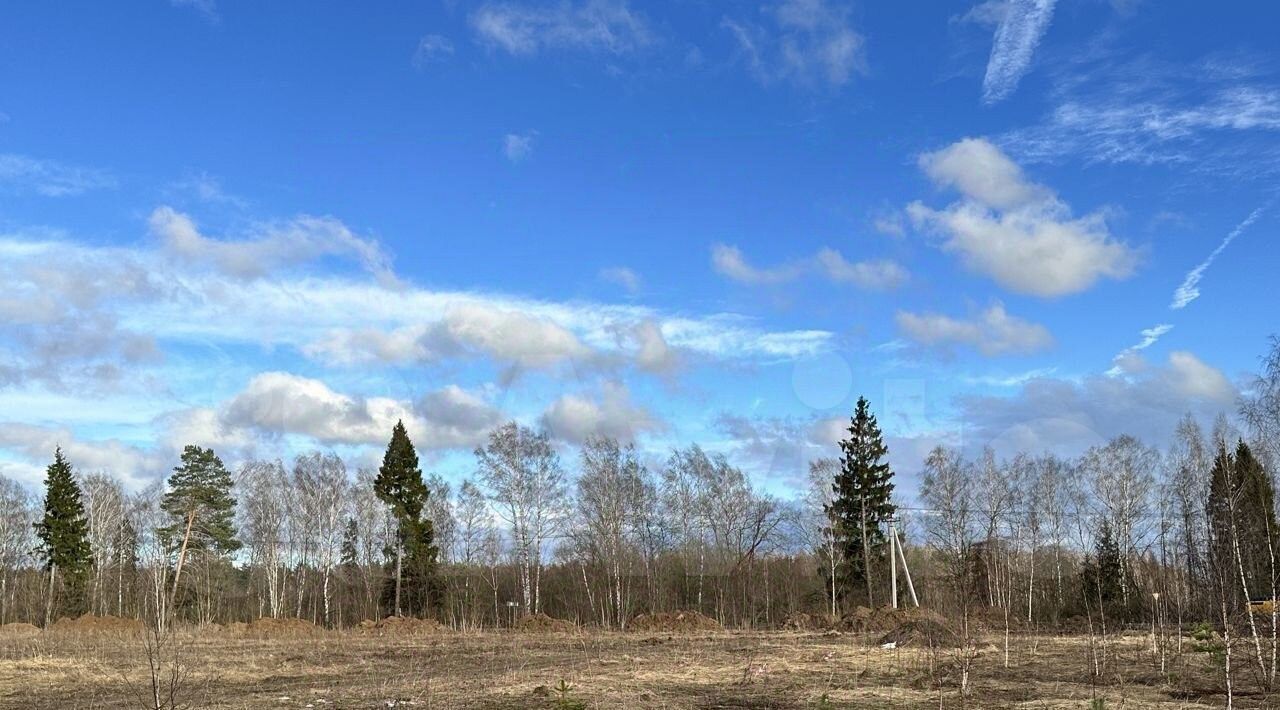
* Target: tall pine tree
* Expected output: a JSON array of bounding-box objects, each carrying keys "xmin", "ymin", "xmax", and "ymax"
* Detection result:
[
  {"xmin": 34, "ymin": 447, "xmax": 92, "ymax": 623},
  {"xmin": 827, "ymin": 396, "xmax": 895, "ymax": 608},
  {"xmin": 158, "ymin": 445, "xmax": 240, "ymax": 623},
  {"xmin": 374, "ymin": 420, "xmax": 441, "ymax": 618},
  {"xmin": 159, "ymin": 445, "xmax": 241, "ymax": 555}
]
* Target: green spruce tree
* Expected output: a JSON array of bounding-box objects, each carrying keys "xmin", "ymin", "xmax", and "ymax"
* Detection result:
[
  {"xmin": 374, "ymin": 420, "xmax": 441, "ymax": 617},
  {"xmin": 1208, "ymin": 439, "xmax": 1278, "ymax": 603},
  {"xmin": 1081, "ymin": 521, "xmax": 1126, "ymax": 618},
  {"xmin": 827, "ymin": 396, "xmax": 895, "ymax": 608},
  {"xmin": 34, "ymin": 447, "xmax": 92, "ymax": 624}
]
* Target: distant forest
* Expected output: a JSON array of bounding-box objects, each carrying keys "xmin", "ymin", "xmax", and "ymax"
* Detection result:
[{"xmin": 3, "ymin": 339, "xmax": 1278, "ymax": 642}]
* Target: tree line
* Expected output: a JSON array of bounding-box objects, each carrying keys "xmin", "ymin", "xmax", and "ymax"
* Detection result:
[{"xmin": 1, "ymin": 339, "xmax": 1277, "ymax": 646}]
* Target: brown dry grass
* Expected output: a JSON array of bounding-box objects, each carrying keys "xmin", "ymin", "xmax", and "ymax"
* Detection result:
[{"xmin": 0, "ymin": 626, "xmax": 1261, "ymax": 709}]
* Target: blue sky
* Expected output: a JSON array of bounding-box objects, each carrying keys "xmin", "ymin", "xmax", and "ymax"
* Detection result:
[{"xmin": 1, "ymin": 0, "xmax": 1277, "ymax": 500}]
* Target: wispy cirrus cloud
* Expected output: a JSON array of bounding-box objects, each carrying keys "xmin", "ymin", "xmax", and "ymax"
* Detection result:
[
  {"xmin": 1003, "ymin": 52, "xmax": 1280, "ymax": 175},
  {"xmin": 981, "ymin": 0, "xmax": 1057, "ymax": 104},
  {"xmin": 0, "ymin": 154, "xmax": 116, "ymax": 197},
  {"xmin": 722, "ymin": 0, "xmax": 864, "ymax": 89},
  {"xmin": 0, "ymin": 210, "xmax": 834, "ymax": 395},
  {"xmin": 470, "ymin": 0, "xmax": 651, "ymax": 56},
  {"xmin": 413, "ymin": 34, "xmax": 455, "ymax": 68},
  {"xmin": 599, "ymin": 266, "xmax": 642, "ymax": 294}
]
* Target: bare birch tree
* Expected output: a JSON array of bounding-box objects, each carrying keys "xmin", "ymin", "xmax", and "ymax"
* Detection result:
[{"xmin": 475, "ymin": 421, "xmax": 569, "ymax": 615}]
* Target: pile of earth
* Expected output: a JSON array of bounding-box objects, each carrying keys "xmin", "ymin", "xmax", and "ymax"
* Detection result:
[
  {"xmin": 357, "ymin": 616, "xmax": 447, "ymax": 635},
  {"xmin": 0, "ymin": 622, "xmax": 40, "ymax": 637},
  {"xmin": 628, "ymin": 610, "xmax": 723, "ymax": 633},
  {"xmin": 514, "ymin": 613, "xmax": 577, "ymax": 633},
  {"xmin": 50, "ymin": 614, "xmax": 144, "ymax": 633},
  {"xmin": 876, "ymin": 615, "xmax": 961, "ymax": 648},
  {"xmin": 779, "ymin": 612, "xmax": 837, "ymax": 631},
  {"xmin": 243, "ymin": 617, "xmax": 322, "ymax": 636},
  {"xmin": 833, "ymin": 606, "xmax": 963, "ymax": 648}
]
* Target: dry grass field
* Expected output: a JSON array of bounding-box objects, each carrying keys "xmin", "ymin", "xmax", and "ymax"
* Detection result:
[{"xmin": 0, "ymin": 623, "xmax": 1257, "ymax": 709}]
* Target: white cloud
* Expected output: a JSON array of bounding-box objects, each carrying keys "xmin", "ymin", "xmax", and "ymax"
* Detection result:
[
  {"xmin": 712, "ymin": 243, "xmax": 907, "ymax": 290},
  {"xmin": 723, "ymin": 0, "xmax": 864, "ymax": 89},
  {"xmin": 503, "ymin": 132, "xmax": 535, "ymax": 163},
  {"xmin": 0, "ymin": 220, "xmax": 833, "ymax": 392},
  {"xmin": 540, "ymin": 381, "xmax": 661, "ymax": 444},
  {"xmin": 981, "ymin": 0, "xmax": 1057, "ymax": 104},
  {"xmin": 305, "ymin": 303, "xmax": 590, "ymax": 373},
  {"xmin": 416, "ymin": 385, "xmax": 505, "ymax": 449},
  {"xmin": 957, "ymin": 350, "xmax": 1236, "ymax": 457},
  {"xmin": 814, "ymin": 249, "xmax": 908, "ymax": 289},
  {"xmin": 414, "ymin": 34, "xmax": 455, "ymax": 68},
  {"xmin": 148, "ymin": 206, "xmax": 395, "ymax": 284},
  {"xmin": 909, "ymin": 137, "xmax": 1138, "ymax": 297},
  {"xmin": 0, "ymin": 154, "xmax": 115, "ymax": 197},
  {"xmin": 619, "ymin": 320, "xmax": 681, "ymax": 374},
  {"xmin": 223, "ymin": 372, "xmax": 415, "ymax": 446},
  {"xmin": 872, "ymin": 211, "xmax": 906, "ymax": 237},
  {"xmin": 918, "ymin": 137, "xmax": 1048, "ymax": 210},
  {"xmin": 711, "ymin": 244, "xmax": 803, "ymax": 285},
  {"xmin": 599, "ymin": 266, "xmax": 641, "ymax": 294},
  {"xmin": 0, "ymin": 424, "xmax": 165, "ymax": 490},
  {"xmin": 1105, "ymin": 323, "xmax": 1172, "ymax": 376},
  {"xmin": 471, "ymin": 1, "xmax": 651, "ymax": 56},
  {"xmin": 1171, "ymin": 203, "xmax": 1269, "ymax": 309},
  {"xmin": 895, "ymin": 303, "xmax": 1053, "ymax": 356},
  {"xmin": 0, "ymin": 236, "xmax": 166, "ymax": 390},
  {"xmin": 221, "ymin": 372, "xmax": 503, "ymax": 450},
  {"xmin": 166, "ymin": 172, "xmax": 246, "ymax": 208}
]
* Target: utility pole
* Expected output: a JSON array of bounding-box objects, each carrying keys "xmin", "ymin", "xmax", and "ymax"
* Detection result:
[
  {"xmin": 888, "ymin": 516, "xmax": 918, "ymax": 609},
  {"xmin": 889, "ymin": 517, "xmax": 898, "ymax": 609}
]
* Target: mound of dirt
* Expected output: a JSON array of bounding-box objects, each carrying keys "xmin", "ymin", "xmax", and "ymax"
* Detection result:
[
  {"xmin": 50, "ymin": 614, "xmax": 143, "ymax": 633},
  {"xmin": 834, "ymin": 606, "xmax": 963, "ymax": 646},
  {"xmin": 779, "ymin": 612, "xmax": 835, "ymax": 631},
  {"xmin": 628, "ymin": 610, "xmax": 722, "ymax": 633},
  {"xmin": 876, "ymin": 616, "xmax": 960, "ymax": 648},
  {"xmin": 515, "ymin": 613, "xmax": 577, "ymax": 633},
  {"xmin": 245, "ymin": 617, "xmax": 321, "ymax": 635},
  {"xmin": 358, "ymin": 616, "xmax": 447, "ymax": 635},
  {"xmin": 0, "ymin": 622, "xmax": 40, "ymax": 637}
]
